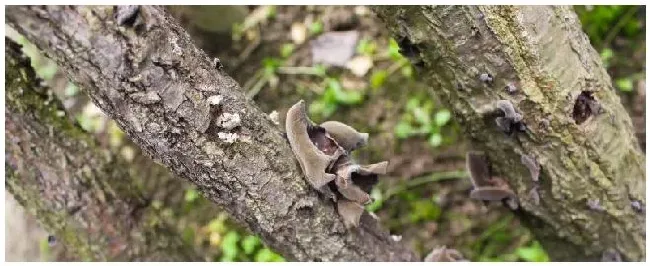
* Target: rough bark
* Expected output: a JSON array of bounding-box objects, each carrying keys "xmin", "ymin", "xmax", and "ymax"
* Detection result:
[
  {"xmin": 5, "ymin": 38, "xmax": 201, "ymax": 261},
  {"xmin": 373, "ymin": 6, "xmax": 645, "ymax": 261},
  {"xmin": 5, "ymin": 6, "xmax": 417, "ymax": 262}
]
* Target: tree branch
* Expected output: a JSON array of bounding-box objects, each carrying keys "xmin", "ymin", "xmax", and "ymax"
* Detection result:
[
  {"xmin": 5, "ymin": 5, "xmax": 417, "ymax": 261},
  {"xmin": 5, "ymin": 37, "xmax": 201, "ymax": 261},
  {"xmin": 372, "ymin": 6, "xmax": 645, "ymax": 261}
]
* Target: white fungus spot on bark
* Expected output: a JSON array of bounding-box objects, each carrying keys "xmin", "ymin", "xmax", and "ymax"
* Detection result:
[
  {"xmin": 268, "ymin": 110, "xmax": 280, "ymax": 125},
  {"xmin": 208, "ymin": 95, "xmax": 223, "ymax": 106},
  {"xmin": 216, "ymin": 113, "xmax": 241, "ymax": 130},
  {"xmin": 218, "ymin": 132, "xmax": 239, "ymax": 143}
]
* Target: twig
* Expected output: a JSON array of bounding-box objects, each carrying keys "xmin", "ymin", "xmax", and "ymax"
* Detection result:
[
  {"xmin": 276, "ymin": 66, "xmax": 324, "ymax": 75},
  {"xmin": 383, "ymin": 170, "xmax": 468, "ymax": 200}
]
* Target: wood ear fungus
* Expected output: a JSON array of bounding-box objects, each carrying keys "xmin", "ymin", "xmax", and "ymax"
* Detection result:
[
  {"xmin": 285, "ymin": 100, "xmax": 344, "ymax": 194},
  {"xmin": 286, "ymin": 100, "xmax": 389, "ymax": 228},
  {"xmin": 465, "ymin": 151, "xmax": 519, "ymax": 209}
]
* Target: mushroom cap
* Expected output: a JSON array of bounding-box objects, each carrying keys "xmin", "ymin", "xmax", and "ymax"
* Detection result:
[
  {"xmin": 466, "ymin": 151, "xmax": 492, "ymax": 187},
  {"xmin": 320, "ymin": 120, "xmax": 369, "ymax": 151},
  {"xmin": 358, "ymin": 161, "xmax": 388, "ymax": 175},
  {"xmin": 470, "ymin": 186, "xmax": 515, "ymax": 201}
]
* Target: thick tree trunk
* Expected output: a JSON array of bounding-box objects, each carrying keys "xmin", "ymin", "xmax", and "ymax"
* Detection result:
[
  {"xmin": 5, "ymin": 38, "xmax": 201, "ymax": 261},
  {"xmin": 373, "ymin": 6, "xmax": 645, "ymax": 261},
  {"xmin": 5, "ymin": 6, "xmax": 417, "ymax": 261}
]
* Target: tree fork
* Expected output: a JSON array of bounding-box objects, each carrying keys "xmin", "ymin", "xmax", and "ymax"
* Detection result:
[
  {"xmin": 373, "ymin": 6, "xmax": 645, "ymax": 261},
  {"xmin": 5, "ymin": 6, "xmax": 417, "ymax": 261}
]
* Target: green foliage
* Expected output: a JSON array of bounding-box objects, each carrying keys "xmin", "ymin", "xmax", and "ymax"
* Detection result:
[
  {"xmin": 370, "ymin": 70, "xmax": 388, "ymax": 89},
  {"xmin": 515, "ymin": 241, "xmax": 550, "ymax": 262},
  {"xmin": 220, "ymin": 231, "xmax": 241, "ymax": 261},
  {"xmin": 356, "ymin": 38, "xmax": 378, "ymax": 56},
  {"xmin": 387, "ymin": 38, "xmax": 403, "ymax": 61},
  {"xmin": 394, "ymin": 97, "xmax": 453, "ymax": 147},
  {"xmin": 308, "ymin": 21, "xmax": 324, "ymax": 36},
  {"xmin": 280, "ymin": 43, "xmax": 295, "ymax": 58},
  {"xmin": 615, "ymin": 77, "xmax": 634, "ymax": 92},
  {"xmin": 408, "ymin": 199, "xmax": 441, "ymax": 223},
  {"xmin": 599, "ymin": 48, "xmax": 614, "ymax": 68},
  {"xmin": 184, "ymin": 188, "xmax": 200, "ymax": 203},
  {"xmin": 575, "ymin": 6, "xmax": 643, "ymax": 49},
  {"xmin": 309, "ymin": 78, "xmax": 364, "ymax": 119}
]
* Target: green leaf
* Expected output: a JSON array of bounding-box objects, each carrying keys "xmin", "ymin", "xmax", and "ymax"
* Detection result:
[
  {"xmin": 428, "ymin": 133, "xmax": 443, "ymax": 147},
  {"xmin": 265, "ymin": 6, "xmax": 277, "ymax": 19},
  {"xmin": 309, "ymin": 21, "xmax": 323, "ymax": 35},
  {"xmin": 408, "ymin": 200, "xmax": 441, "ymax": 223},
  {"xmin": 184, "ymin": 188, "xmax": 199, "ymax": 203},
  {"xmin": 262, "ymin": 57, "xmax": 282, "ymax": 75},
  {"xmin": 370, "ymin": 70, "xmax": 388, "ymax": 89},
  {"xmin": 366, "ymin": 187, "xmax": 384, "ymax": 212},
  {"xmin": 241, "ymin": 235, "xmax": 261, "ymax": 255},
  {"xmin": 329, "ymin": 79, "xmax": 362, "ymax": 104},
  {"xmin": 280, "ymin": 43, "xmax": 295, "ymax": 58},
  {"xmin": 516, "ymin": 241, "xmax": 549, "ymax": 262},
  {"xmin": 600, "ymin": 48, "xmax": 613, "ymax": 67},
  {"xmin": 394, "ymin": 121, "xmax": 414, "ymax": 139},
  {"xmin": 356, "ymin": 38, "xmax": 377, "ymax": 56},
  {"xmin": 255, "ymin": 248, "xmax": 285, "ymax": 262},
  {"xmin": 412, "ymin": 107, "xmax": 431, "ymax": 127},
  {"xmin": 220, "ymin": 231, "xmax": 241, "ymax": 261},
  {"xmin": 434, "ymin": 109, "xmax": 452, "ymax": 126},
  {"xmin": 308, "ymin": 100, "xmax": 337, "ymax": 119},
  {"xmin": 401, "ymin": 64, "xmax": 413, "ymax": 78},
  {"xmin": 615, "ymin": 78, "xmax": 634, "ymax": 92},
  {"xmin": 388, "ymin": 38, "xmax": 403, "ymax": 60},
  {"xmin": 313, "ymin": 64, "xmax": 327, "ymax": 77},
  {"xmin": 207, "ymin": 218, "xmax": 225, "ymax": 233},
  {"xmin": 405, "ymin": 98, "xmax": 420, "ymax": 111}
]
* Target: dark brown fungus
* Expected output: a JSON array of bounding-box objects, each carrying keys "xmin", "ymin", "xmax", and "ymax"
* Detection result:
[
  {"xmin": 572, "ymin": 91, "xmax": 601, "ymax": 124},
  {"xmin": 465, "ymin": 151, "xmax": 518, "ymax": 209},
  {"xmin": 465, "ymin": 151, "xmax": 492, "ymax": 187}
]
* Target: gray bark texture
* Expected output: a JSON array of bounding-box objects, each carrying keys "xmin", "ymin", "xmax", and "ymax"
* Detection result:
[
  {"xmin": 373, "ymin": 6, "xmax": 645, "ymax": 261},
  {"xmin": 5, "ymin": 6, "xmax": 417, "ymax": 262},
  {"xmin": 5, "ymin": 38, "xmax": 201, "ymax": 261}
]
